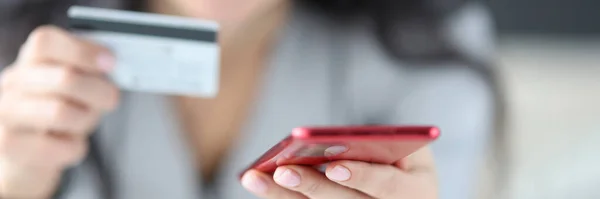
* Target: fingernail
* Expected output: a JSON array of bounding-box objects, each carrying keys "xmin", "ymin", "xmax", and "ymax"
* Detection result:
[
  {"xmin": 274, "ymin": 168, "xmax": 301, "ymax": 187},
  {"xmin": 324, "ymin": 146, "xmax": 348, "ymax": 157},
  {"xmin": 97, "ymin": 53, "xmax": 115, "ymax": 72},
  {"xmin": 326, "ymin": 165, "xmax": 351, "ymax": 181},
  {"xmin": 241, "ymin": 173, "xmax": 268, "ymax": 194}
]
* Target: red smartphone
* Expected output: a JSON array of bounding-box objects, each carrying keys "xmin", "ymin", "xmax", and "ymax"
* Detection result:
[{"xmin": 240, "ymin": 125, "xmax": 440, "ymax": 178}]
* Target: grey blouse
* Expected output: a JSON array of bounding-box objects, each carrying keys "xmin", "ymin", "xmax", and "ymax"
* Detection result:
[{"xmin": 1, "ymin": 2, "xmax": 495, "ymax": 199}]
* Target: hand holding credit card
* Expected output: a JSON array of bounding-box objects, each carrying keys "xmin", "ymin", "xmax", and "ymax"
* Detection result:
[{"xmin": 68, "ymin": 6, "xmax": 220, "ymax": 97}]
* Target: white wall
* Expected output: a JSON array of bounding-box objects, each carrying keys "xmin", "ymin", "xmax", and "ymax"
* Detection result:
[{"xmin": 494, "ymin": 36, "xmax": 600, "ymax": 199}]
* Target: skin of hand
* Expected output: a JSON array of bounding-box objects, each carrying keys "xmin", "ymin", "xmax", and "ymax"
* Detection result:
[
  {"xmin": 0, "ymin": 25, "xmax": 118, "ymax": 198},
  {"xmin": 241, "ymin": 147, "xmax": 438, "ymax": 199}
]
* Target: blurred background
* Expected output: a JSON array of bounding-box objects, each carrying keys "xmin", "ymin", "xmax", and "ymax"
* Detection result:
[{"xmin": 484, "ymin": 0, "xmax": 600, "ymax": 198}]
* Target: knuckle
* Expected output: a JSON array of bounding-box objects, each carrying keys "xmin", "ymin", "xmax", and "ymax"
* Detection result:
[
  {"xmin": 46, "ymin": 99, "xmax": 92, "ymax": 134},
  {"xmin": 304, "ymin": 180, "xmax": 324, "ymax": 195},
  {"xmin": 73, "ymin": 113, "xmax": 96, "ymax": 134},
  {"xmin": 54, "ymin": 68, "xmax": 79, "ymax": 89},
  {"xmin": 28, "ymin": 25, "xmax": 61, "ymax": 43},
  {"xmin": 349, "ymin": 163, "xmax": 398, "ymax": 197},
  {"xmin": 27, "ymin": 26, "xmax": 60, "ymax": 50},
  {"xmin": 68, "ymin": 43, "xmax": 89, "ymax": 61},
  {"xmin": 46, "ymin": 100, "xmax": 72, "ymax": 124},
  {"xmin": 350, "ymin": 163, "xmax": 369, "ymax": 182}
]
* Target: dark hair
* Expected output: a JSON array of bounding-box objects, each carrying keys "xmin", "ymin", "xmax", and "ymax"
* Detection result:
[
  {"xmin": 0, "ymin": 0, "xmax": 472, "ymax": 65},
  {"xmin": 305, "ymin": 0, "xmax": 471, "ymax": 62}
]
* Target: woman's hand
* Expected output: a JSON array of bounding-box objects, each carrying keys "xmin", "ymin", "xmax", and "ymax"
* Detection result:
[
  {"xmin": 241, "ymin": 147, "xmax": 438, "ymax": 199},
  {"xmin": 0, "ymin": 25, "xmax": 118, "ymax": 198}
]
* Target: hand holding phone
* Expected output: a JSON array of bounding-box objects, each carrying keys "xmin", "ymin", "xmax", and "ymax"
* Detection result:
[{"xmin": 240, "ymin": 125, "xmax": 440, "ymax": 198}]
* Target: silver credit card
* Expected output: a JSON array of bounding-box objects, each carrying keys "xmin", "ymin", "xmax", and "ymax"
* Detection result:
[{"xmin": 68, "ymin": 6, "xmax": 220, "ymax": 97}]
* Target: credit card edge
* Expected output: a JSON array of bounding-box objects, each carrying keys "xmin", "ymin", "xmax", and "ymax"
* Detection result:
[
  {"xmin": 68, "ymin": 18, "xmax": 217, "ymax": 43},
  {"xmin": 67, "ymin": 6, "xmax": 219, "ymax": 31}
]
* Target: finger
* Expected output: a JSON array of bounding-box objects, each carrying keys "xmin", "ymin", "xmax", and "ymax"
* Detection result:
[
  {"xmin": 17, "ymin": 25, "xmax": 115, "ymax": 73},
  {"xmin": 0, "ymin": 93, "xmax": 97, "ymax": 134},
  {"xmin": 274, "ymin": 165, "xmax": 371, "ymax": 199},
  {"xmin": 0, "ymin": 124, "xmax": 88, "ymax": 168},
  {"xmin": 1, "ymin": 66, "xmax": 119, "ymax": 111},
  {"xmin": 326, "ymin": 160, "xmax": 437, "ymax": 199},
  {"xmin": 241, "ymin": 170, "xmax": 306, "ymax": 199},
  {"xmin": 395, "ymin": 146, "xmax": 437, "ymax": 171}
]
